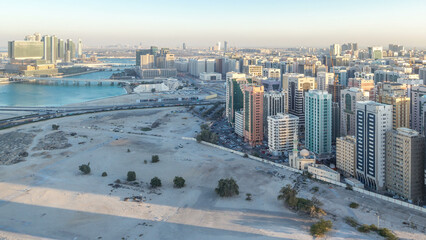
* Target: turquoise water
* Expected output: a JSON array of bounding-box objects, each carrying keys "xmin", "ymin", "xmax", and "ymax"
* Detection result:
[{"xmin": 0, "ymin": 59, "xmax": 129, "ymax": 107}]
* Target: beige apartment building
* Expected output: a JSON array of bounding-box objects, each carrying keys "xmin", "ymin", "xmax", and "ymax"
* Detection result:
[
  {"xmin": 336, "ymin": 135, "xmax": 356, "ymax": 177},
  {"xmin": 385, "ymin": 128, "xmax": 425, "ymax": 203}
]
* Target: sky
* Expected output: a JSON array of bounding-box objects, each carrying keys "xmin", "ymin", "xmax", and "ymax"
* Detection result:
[{"xmin": 1, "ymin": 0, "xmax": 426, "ymax": 49}]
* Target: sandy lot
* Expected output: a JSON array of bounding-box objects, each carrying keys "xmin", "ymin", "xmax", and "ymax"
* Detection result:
[{"xmin": 0, "ymin": 107, "xmax": 424, "ymax": 240}]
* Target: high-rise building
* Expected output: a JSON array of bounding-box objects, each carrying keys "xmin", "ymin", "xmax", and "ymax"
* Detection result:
[
  {"xmin": 336, "ymin": 135, "xmax": 356, "ymax": 177},
  {"xmin": 243, "ymin": 85, "xmax": 264, "ymax": 146},
  {"xmin": 8, "ymin": 40, "xmax": 43, "ymax": 60},
  {"xmin": 66, "ymin": 39, "xmax": 76, "ymax": 60},
  {"xmin": 285, "ymin": 74, "xmax": 316, "ymax": 133},
  {"xmin": 378, "ymin": 94, "xmax": 410, "ymax": 129},
  {"xmin": 224, "ymin": 41, "xmax": 228, "ymax": 53},
  {"xmin": 385, "ymin": 128, "xmax": 424, "ymax": 203},
  {"xmin": 243, "ymin": 65, "xmax": 263, "ymax": 77},
  {"xmin": 356, "ymin": 101, "xmax": 392, "ymax": 191},
  {"xmin": 368, "ymin": 46, "xmax": 383, "ymax": 59},
  {"xmin": 77, "ymin": 39, "xmax": 83, "ymax": 58},
  {"xmin": 305, "ymin": 90, "xmax": 332, "ymax": 157},
  {"xmin": 57, "ymin": 39, "xmax": 65, "ymax": 60},
  {"xmin": 330, "ymin": 44, "xmax": 341, "ymax": 56},
  {"xmin": 136, "ymin": 49, "xmax": 151, "ymax": 66},
  {"xmin": 42, "ymin": 35, "xmax": 58, "ymax": 64},
  {"xmin": 268, "ymin": 113, "xmax": 299, "ymax": 156},
  {"xmin": 263, "ymin": 91, "xmax": 287, "ymax": 138},
  {"xmin": 410, "ymin": 85, "xmax": 426, "ymax": 132},
  {"xmin": 139, "ymin": 54, "xmax": 155, "ymax": 69},
  {"xmin": 234, "ymin": 110, "xmax": 244, "ymax": 137},
  {"xmin": 263, "ymin": 68, "xmax": 281, "ymax": 80},
  {"xmin": 340, "ymin": 88, "xmax": 368, "ymax": 136},
  {"xmin": 226, "ymin": 77, "xmax": 247, "ymax": 124},
  {"xmin": 182, "ymin": 43, "xmax": 186, "ymax": 50},
  {"xmin": 317, "ymin": 72, "xmax": 334, "ymax": 91}
]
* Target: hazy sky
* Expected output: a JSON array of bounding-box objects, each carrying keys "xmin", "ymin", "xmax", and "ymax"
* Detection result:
[{"xmin": 1, "ymin": 0, "xmax": 426, "ymax": 49}]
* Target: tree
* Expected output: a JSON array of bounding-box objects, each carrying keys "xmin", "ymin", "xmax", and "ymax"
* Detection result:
[
  {"xmin": 173, "ymin": 176, "xmax": 185, "ymax": 188},
  {"xmin": 151, "ymin": 155, "xmax": 160, "ymax": 163},
  {"xmin": 127, "ymin": 171, "xmax": 136, "ymax": 181},
  {"xmin": 243, "ymin": 153, "xmax": 249, "ymax": 158},
  {"xmin": 310, "ymin": 219, "xmax": 333, "ymax": 237},
  {"xmin": 349, "ymin": 202, "xmax": 359, "ymax": 209},
  {"xmin": 102, "ymin": 172, "xmax": 108, "ymax": 177},
  {"xmin": 79, "ymin": 162, "xmax": 91, "ymax": 175},
  {"xmin": 150, "ymin": 177, "xmax": 162, "ymax": 188},
  {"xmin": 151, "ymin": 88, "xmax": 156, "ymax": 93},
  {"xmin": 378, "ymin": 228, "xmax": 397, "ymax": 240},
  {"xmin": 52, "ymin": 124, "xmax": 60, "ymax": 130},
  {"xmin": 215, "ymin": 178, "xmax": 239, "ymax": 197},
  {"xmin": 246, "ymin": 193, "xmax": 252, "ymax": 201}
]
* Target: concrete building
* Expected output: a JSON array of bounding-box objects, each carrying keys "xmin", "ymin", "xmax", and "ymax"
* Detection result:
[
  {"xmin": 285, "ymin": 74, "xmax": 316, "ymax": 132},
  {"xmin": 139, "ymin": 54, "xmax": 155, "ymax": 69},
  {"xmin": 356, "ymin": 101, "xmax": 392, "ymax": 191},
  {"xmin": 336, "ymin": 135, "xmax": 356, "ymax": 177},
  {"xmin": 330, "ymin": 44, "xmax": 341, "ymax": 56},
  {"xmin": 243, "ymin": 65, "xmax": 263, "ymax": 77},
  {"xmin": 305, "ymin": 90, "xmax": 332, "ymax": 157},
  {"xmin": 385, "ymin": 128, "xmax": 424, "ymax": 203},
  {"xmin": 289, "ymin": 149, "xmax": 316, "ymax": 171},
  {"xmin": 8, "ymin": 40, "xmax": 43, "ymax": 60},
  {"xmin": 410, "ymin": 85, "xmax": 426, "ymax": 132},
  {"xmin": 234, "ymin": 110, "xmax": 244, "ymax": 137},
  {"xmin": 267, "ymin": 113, "xmax": 299, "ymax": 156},
  {"xmin": 263, "ymin": 68, "xmax": 281, "ymax": 80},
  {"xmin": 263, "ymin": 91, "xmax": 287, "ymax": 137},
  {"xmin": 340, "ymin": 88, "xmax": 368, "ymax": 136},
  {"xmin": 243, "ymin": 85, "xmax": 264, "ymax": 146},
  {"xmin": 308, "ymin": 164, "xmax": 341, "ymax": 182},
  {"xmin": 200, "ymin": 72, "xmax": 222, "ymax": 81},
  {"xmin": 317, "ymin": 72, "xmax": 334, "ymax": 91},
  {"xmin": 379, "ymin": 94, "xmax": 410, "ymax": 129}
]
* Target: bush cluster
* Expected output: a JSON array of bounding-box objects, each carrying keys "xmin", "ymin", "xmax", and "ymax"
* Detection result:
[
  {"xmin": 79, "ymin": 163, "xmax": 91, "ymax": 175},
  {"xmin": 277, "ymin": 184, "xmax": 326, "ymax": 218},
  {"xmin": 310, "ymin": 219, "xmax": 333, "ymax": 237},
  {"xmin": 215, "ymin": 178, "xmax": 239, "ymax": 197}
]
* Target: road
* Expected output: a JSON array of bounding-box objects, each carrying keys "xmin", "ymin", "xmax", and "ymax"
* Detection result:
[{"xmin": 0, "ymin": 99, "xmax": 223, "ymax": 130}]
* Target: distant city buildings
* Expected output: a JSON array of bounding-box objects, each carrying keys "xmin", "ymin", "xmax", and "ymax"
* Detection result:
[{"xmin": 135, "ymin": 46, "xmax": 177, "ymax": 79}]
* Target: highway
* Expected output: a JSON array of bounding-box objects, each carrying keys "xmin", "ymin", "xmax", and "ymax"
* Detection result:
[{"xmin": 0, "ymin": 99, "xmax": 224, "ymax": 130}]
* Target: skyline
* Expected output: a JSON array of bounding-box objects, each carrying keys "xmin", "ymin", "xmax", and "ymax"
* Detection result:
[{"xmin": 1, "ymin": 0, "xmax": 426, "ymax": 49}]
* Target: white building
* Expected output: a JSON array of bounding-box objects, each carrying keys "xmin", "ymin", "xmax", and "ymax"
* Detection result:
[
  {"xmin": 226, "ymin": 72, "xmax": 246, "ymax": 81},
  {"xmin": 336, "ymin": 135, "xmax": 356, "ymax": 177},
  {"xmin": 308, "ymin": 163, "xmax": 340, "ymax": 182},
  {"xmin": 263, "ymin": 91, "xmax": 287, "ymax": 138},
  {"xmin": 234, "ymin": 110, "xmax": 244, "ymax": 137},
  {"xmin": 200, "ymin": 72, "xmax": 222, "ymax": 81},
  {"xmin": 316, "ymin": 72, "xmax": 334, "ymax": 91},
  {"xmin": 355, "ymin": 101, "xmax": 392, "ymax": 191},
  {"xmin": 267, "ymin": 113, "xmax": 299, "ymax": 156},
  {"xmin": 263, "ymin": 68, "xmax": 281, "ymax": 80}
]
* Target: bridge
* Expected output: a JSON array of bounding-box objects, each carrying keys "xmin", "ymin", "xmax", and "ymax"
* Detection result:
[{"xmin": 9, "ymin": 76, "xmax": 130, "ymax": 86}]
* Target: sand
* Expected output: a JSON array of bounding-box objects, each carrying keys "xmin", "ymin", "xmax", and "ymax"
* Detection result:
[{"xmin": 0, "ymin": 107, "xmax": 424, "ymax": 240}]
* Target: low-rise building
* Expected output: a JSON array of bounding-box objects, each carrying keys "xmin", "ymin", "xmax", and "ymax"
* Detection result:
[
  {"xmin": 289, "ymin": 149, "xmax": 316, "ymax": 170},
  {"xmin": 308, "ymin": 163, "xmax": 341, "ymax": 182},
  {"xmin": 200, "ymin": 72, "xmax": 222, "ymax": 81}
]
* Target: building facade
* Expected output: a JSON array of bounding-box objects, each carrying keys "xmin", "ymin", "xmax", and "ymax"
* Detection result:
[
  {"xmin": 385, "ymin": 128, "xmax": 424, "ymax": 203},
  {"xmin": 336, "ymin": 135, "xmax": 356, "ymax": 177},
  {"xmin": 340, "ymin": 88, "xmax": 368, "ymax": 136},
  {"xmin": 267, "ymin": 113, "xmax": 299, "ymax": 156},
  {"xmin": 305, "ymin": 90, "xmax": 332, "ymax": 157},
  {"xmin": 356, "ymin": 101, "xmax": 392, "ymax": 191},
  {"xmin": 243, "ymin": 85, "xmax": 264, "ymax": 146}
]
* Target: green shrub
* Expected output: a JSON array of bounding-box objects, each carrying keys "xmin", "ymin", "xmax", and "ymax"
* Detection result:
[
  {"xmin": 246, "ymin": 193, "xmax": 252, "ymax": 201},
  {"xmin": 127, "ymin": 171, "xmax": 136, "ymax": 181},
  {"xmin": 102, "ymin": 172, "xmax": 107, "ymax": 177},
  {"xmin": 378, "ymin": 228, "xmax": 398, "ymax": 240},
  {"xmin": 311, "ymin": 186, "xmax": 319, "ymax": 193},
  {"xmin": 346, "ymin": 184, "xmax": 353, "ymax": 190},
  {"xmin": 357, "ymin": 224, "xmax": 371, "ymax": 233},
  {"xmin": 310, "ymin": 219, "xmax": 333, "ymax": 237},
  {"xmin": 151, "ymin": 155, "xmax": 160, "ymax": 163},
  {"xmin": 150, "ymin": 177, "xmax": 162, "ymax": 188},
  {"xmin": 349, "ymin": 202, "xmax": 359, "ymax": 209},
  {"xmin": 215, "ymin": 178, "xmax": 239, "ymax": 197},
  {"xmin": 173, "ymin": 176, "xmax": 185, "ymax": 188},
  {"xmin": 141, "ymin": 127, "xmax": 152, "ymax": 131},
  {"xmin": 52, "ymin": 124, "xmax": 60, "ymax": 130},
  {"xmin": 344, "ymin": 217, "xmax": 359, "ymax": 227},
  {"xmin": 243, "ymin": 153, "xmax": 248, "ymax": 158},
  {"xmin": 79, "ymin": 162, "xmax": 91, "ymax": 175}
]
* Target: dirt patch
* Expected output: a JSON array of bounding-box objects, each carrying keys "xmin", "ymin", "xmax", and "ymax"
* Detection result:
[
  {"xmin": 33, "ymin": 131, "xmax": 72, "ymax": 151},
  {"xmin": 0, "ymin": 131, "xmax": 35, "ymax": 165}
]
